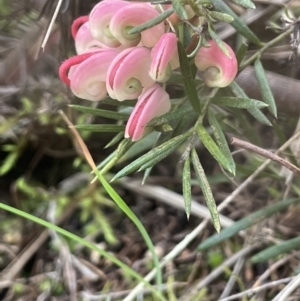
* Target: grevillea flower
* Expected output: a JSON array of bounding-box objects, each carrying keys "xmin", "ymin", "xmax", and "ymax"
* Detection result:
[
  {"xmin": 149, "ymin": 33, "xmax": 179, "ymax": 82},
  {"xmin": 125, "ymin": 84, "xmax": 171, "ymax": 141},
  {"xmin": 72, "ymin": 16, "xmax": 105, "ymax": 54},
  {"xmin": 89, "ymin": 0, "xmax": 130, "ymax": 47},
  {"xmin": 194, "ymin": 40, "xmax": 238, "ymax": 88},
  {"xmin": 106, "ymin": 47, "xmax": 154, "ymax": 101},
  {"xmin": 59, "ymin": 49, "xmax": 119, "ymax": 101},
  {"xmin": 110, "ymin": 3, "xmax": 165, "ymax": 48}
]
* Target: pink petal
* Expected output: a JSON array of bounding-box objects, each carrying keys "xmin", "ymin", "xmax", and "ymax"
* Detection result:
[
  {"xmin": 74, "ymin": 21, "xmax": 107, "ymax": 54},
  {"xmin": 194, "ymin": 40, "xmax": 238, "ymax": 87},
  {"xmin": 89, "ymin": 0, "xmax": 130, "ymax": 47},
  {"xmin": 71, "ymin": 16, "xmax": 89, "ymax": 40},
  {"xmin": 110, "ymin": 3, "xmax": 165, "ymax": 48},
  {"xmin": 59, "ymin": 51, "xmax": 99, "ymax": 86},
  {"xmin": 149, "ymin": 32, "xmax": 179, "ymax": 82},
  {"xmin": 68, "ymin": 49, "xmax": 119, "ymax": 101},
  {"xmin": 125, "ymin": 84, "xmax": 171, "ymax": 141},
  {"xmin": 106, "ymin": 47, "xmax": 155, "ymax": 101}
]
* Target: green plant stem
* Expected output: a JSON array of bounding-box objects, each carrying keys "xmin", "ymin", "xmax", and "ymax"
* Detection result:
[
  {"xmin": 0, "ymin": 202, "xmax": 166, "ymax": 301},
  {"xmin": 195, "ymin": 88, "xmax": 219, "ymax": 128},
  {"xmin": 239, "ymin": 26, "xmax": 293, "ymax": 70}
]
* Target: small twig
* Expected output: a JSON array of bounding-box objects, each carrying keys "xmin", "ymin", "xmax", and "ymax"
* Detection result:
[
  {"xmin": 80, "ymin": 282, "xmax": 187, "ymax": 301},
  {"xmin": 218, "ymin": 277, "xmax": 294, "ymax": 301},
  {"xmin": 41, "ymin": 0, "xmax": 64, "ymax": 50},
  {"xmin": 219, "ymin": 257, "xmax": 245, "ymax": 299},
  {"xmin": 196, "ymin": 245, "xmax": 257, "ymax": 291},
  {"xmin": 272, "ymin": 273, "xmax": 300, "ymax": 301},
  {"xmin": 231, "ymin": 137, "xmax": 300, "ymax": 175},
  {"xmin": 252, "ymin": 256, "xmax": 291, "ymax": 288},
  {"xmin": 239, "ymin": 26, "xmax": 294, "ymax": 69}
]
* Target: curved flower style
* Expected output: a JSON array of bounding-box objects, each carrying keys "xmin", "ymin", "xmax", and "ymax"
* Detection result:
[
  {"xmin": 194, "ymin": 40, "xmax": 238, "ymax": 88},
  {"xmin": 149, "ymin": 32, "xmax": 179, "ymax": 82},
  {"xmin": 72, "ymin": 17, "xmax": 105, "ymax": 54},
  {"xmin": 125, "ymin": 84, "xmax": 171, "ymax": 141},
  {"xmin": 59, "ymin": 49, "xmax": 119, "ymax": 101},
  {"xmin": 110, "ymin": 3, "xmax": 165, "ymax": 48},
  {"xmin": 106, "ymin": 47, "xmax": 155, "ymax": 101},
  {"xmin": 89, "ymin": 0, "xmax": 130, "ymax": 48}
]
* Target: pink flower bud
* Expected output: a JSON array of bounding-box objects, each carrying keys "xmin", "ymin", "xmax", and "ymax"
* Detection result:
[
  {"xmin": 59, "ymin": 49, "xmax": 119, "ymax": 101},
  {"xmin": 106, "ymin": 47, "xmax": 155, "ymax": 101},
  {"xmin": 125, "ymin": 84, "xmax": 171, "ymax": 141},
  {"xmin": 194, "ymin": 40, "xmax": 238, "ymax": 88},
  {"xmin": 149, "ymin": 33, "xmax": 179, "ymax": 82},
  {"xmin": 110, "ymin": 3, "xmax": 165, "ymax": 48},
  {"xmin": 72, "ymin": 17, "xmax": 106, "ymax": 54},
  {"xmin": 89, "ymin": 0, "xmax": 130, "ymax": 48}
]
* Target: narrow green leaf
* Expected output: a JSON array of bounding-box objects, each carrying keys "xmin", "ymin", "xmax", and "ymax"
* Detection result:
[
  {"xmin": 69, "ymin": 105, "xmax": 129, "ymax": 120},
  {"xmin": 196, "ymin": 124, "xmax": 234, "ymax": 174},
  {"xmin": 172, "ymin": 0, "xmax": 188, "ymax": 20},
  {"xmin": 93, "ymin": 169, "xmax": 164, "ymax": 296},
  {"xmin": 251, "ymin": 236, "xmax": 300, "ymax": 263},
  {"xmin": 229, "ymin": 81, "xmax": 272, "ymax": 126},
  {"xmin": 236, "ymin": 41, "xmax": 248, "ymax": 66},
  {"xmin": 254, "ymin": 59, "xmax": 277, "ymax": 117},
  {"xmin": 208, "ymin": 110, "xmax": 235, "ymax": 174},
  {"xmin": 74, "ymin": 124, "xmax": 125, "ymax": 132},
  {"xmin": 211, "ymin": 0, "xmax": 261, "ymax": 45},
  {"xmin": 211, "ymin": 97, "xmax": 268, "ymax": 109},
  {"xmin": 112, "ymin": 131, "xmax": 191, "ymax": 181},
  {"xmin": 209, "ymin": 11, "xmax": 234, "ymax": 23},
  {"xmin": 183, "ymin": 157, "xmax": 192, "ymax": 219},
  {"xmin": 118, "ymin": 132, "xmax": 159, "ymax": 164},
  {"xmin": 129, "ymin": 7, "xmax": 174, "ymax": 34},
  {"xmin": 230, "ymin": 0, "xmax": 255, "ymax": 9},
  {"xmin": 191, "ymin": 148, "xmax": 220, "ymax": 232},
  {"xmin": 100, "ymin": 98, "xmax": 137, "ymax": 107},
  {"xmin": 105, "ymin": 132, "xmax": 124, "ymax": 148},
  {"xmin": 198, "ymin": 198, "xmax": 299, "ymax": 251},
  {"xmin": 177, "ymin": 41, "xmax": 201, "ymax": 113},
  {"xmin": 148, "ymin": 106, "xmax": 194, "ymax": 127}
]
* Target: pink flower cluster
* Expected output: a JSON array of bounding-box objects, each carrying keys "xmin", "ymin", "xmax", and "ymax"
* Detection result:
[{"xmin": 59, "ymin": 0, "xmax": 238, "ymax": 141}]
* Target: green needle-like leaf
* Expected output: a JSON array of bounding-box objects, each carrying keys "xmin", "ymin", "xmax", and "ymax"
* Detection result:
[
  {"xmin": 209, "ymin": 11, "xmax": 234, "ymax": 23},
  {"xmin": 198, "ymin": 198, "xmax": 299, "ymax": 251},
  {"xmin": 74, "ymin": 124, "xmax": 125, "ymax": 132},
  {"xmin": 251, "ymin": 236, "xmax": 300, "ymax": 263},
  {"xmin": 129, "ymin": 7, "xmax": 174, "ymax": 34},
  {"xmin": 229, "ymin": 81, "xmax": 272, "ymax": 126},
  {"xmin": 208, "ymin": 110, "xmax": 235, "ymax": 174},
  {"xmin": 211, "ymin": 0, "xmax": 261, "ymax": 45},
  {"xmin": 183, "ymin": 157, "xmax": 192, "ymax": 219},
  {"xmin": 254, "ymin": 59, "xmax": 277, "ymax": 117},
  {"xmin": 177, "ymin": 41, "xmax": 201, "ymax": 113},
  {"xmin": 148, "ymin": 106, "xmax": 194, "ymax": 127},
  {"xmin": 69, "ymin": 105, "xmax": 129, "ymax": 120},
  {"xmin": 230, "ymin": 0, "xmax": 255, "ymax": 9},
  {"xmin": 236, "ymin": 41, "xmax": 248, "ymax": 65},
  {"xmin": 172, "ymin": 0, "xmax": 188, "ymax": 20},
  {"xmin": 211, "ymin": 97, "xmax": 268, "ymax": 109},
  {"xmin": 112, "ymin": 131, "xmax": 191, "ymax": 181},
  {"xmin": 196, "ymin": 124, "xmax": 234, "ymax": 174},
  {"xmin": 191, "ymin": 148, "xmax": 221, "ymax": 232}
]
